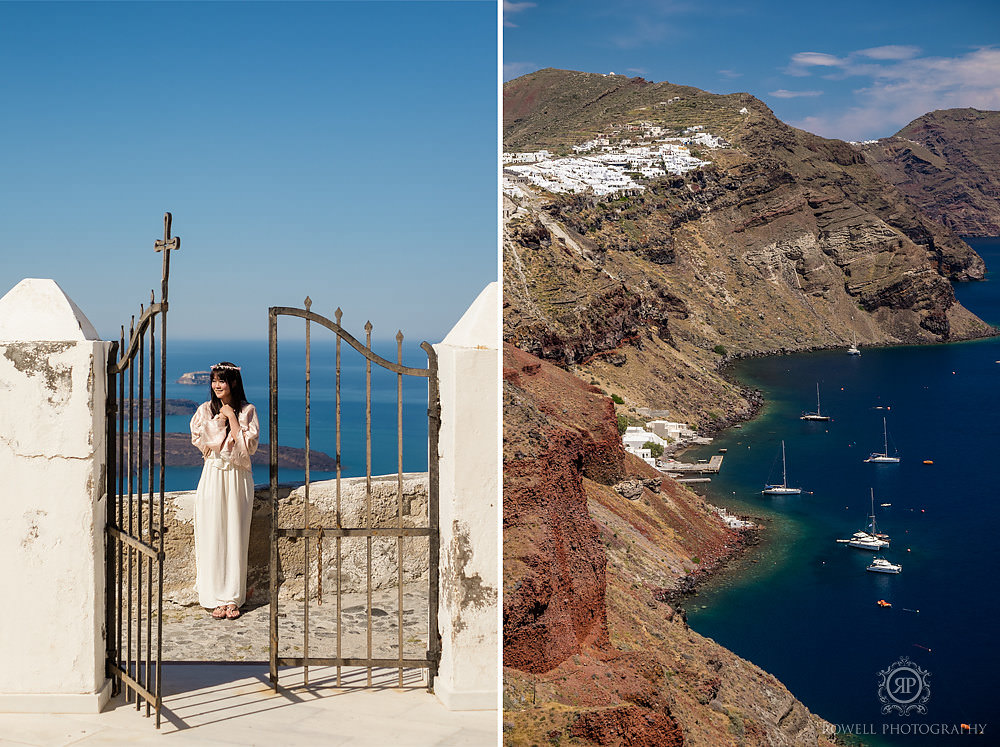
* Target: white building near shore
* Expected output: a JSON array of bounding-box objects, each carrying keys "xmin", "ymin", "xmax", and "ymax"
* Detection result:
[
  {"xmin": 646, "ymin": 419, "xmax": 697, "ymax": 442},
  {"xmin": 622, "ymin": 427, "xmax": 671, "ymax": 467}
]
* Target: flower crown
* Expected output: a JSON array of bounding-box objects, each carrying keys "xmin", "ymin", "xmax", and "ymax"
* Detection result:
[{"xmin": 212, "ymin": 363, "xmax": 241, "ymax": 372}]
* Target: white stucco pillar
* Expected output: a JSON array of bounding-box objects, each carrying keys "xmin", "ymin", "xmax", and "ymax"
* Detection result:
[
  {"xmin": 432, "ymin": 282, "xmax": 499, "ymax": 711},
  {"xmin": 0, "ymin": 279, "xmax": 113, "ymax": 713}
]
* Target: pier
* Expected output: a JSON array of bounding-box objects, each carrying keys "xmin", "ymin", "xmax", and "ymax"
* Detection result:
[{"xmin": 659, "ymin": 454, "xmax": 723, "ymax": 474}]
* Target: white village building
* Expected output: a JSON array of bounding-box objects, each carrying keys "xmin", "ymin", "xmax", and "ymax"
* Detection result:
[
  {"xmin": 646, "ymin": 419, "xmax": 697, "ymax": 442},
  {"xmin": 503, "ymin": 122, "xmax": 730, "ymax": 198},
  {"xmin": 622, "ymin": 425, "xmax": 670, "ymax": 451}
]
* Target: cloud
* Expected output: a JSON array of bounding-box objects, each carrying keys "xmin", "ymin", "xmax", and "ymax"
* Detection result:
[
  {"xmin": 787, "ymin": 52, "xmax": 844, "ymax": 75},
  {"xmin": 503, "ymin": 0, "xmax": 535, "ymax": 28},
  {"xmin": 503, "ymin": 61, "xmax": 539, "ymax": 81},
  {"xmin": 627, "ymin": 67, "xmax": 650, "ymax": 76},
  {"xmin": 857, "ymin": 45, "xmax": 921, "ymax": 61},
  {"xmin": 769, "ymin": 89, "xmax": 823, "ymax": 99},
  {"xmin": 785, "ymin": 46, "xmax": 1000, "ymax": 140},
  {"xmin": 718, "ymin": 69, "xmax": 743, "ymax": 79}
]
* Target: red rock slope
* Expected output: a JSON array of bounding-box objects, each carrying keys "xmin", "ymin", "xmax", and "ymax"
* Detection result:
[{"xmin": 503, "ymin": 344, "xmax": 835, "ymax": 746}]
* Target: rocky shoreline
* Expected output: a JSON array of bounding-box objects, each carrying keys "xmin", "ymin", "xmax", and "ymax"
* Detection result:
[
  {"xmin": 653, "ymin": 522, "xmax": 763, "ymax": 614},
  {"xmin": 702, "ymin": 326, "xmax": 998, "ymax": 433}
]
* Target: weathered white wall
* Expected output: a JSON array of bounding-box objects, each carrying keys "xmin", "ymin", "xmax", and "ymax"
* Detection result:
[
  {"xmin": 433, "ymin": 282, "xmax": 499, "ymax": 711},
  {"xmin": 0, "ymin": 279, "xmax": 112, "ymax": 713}
]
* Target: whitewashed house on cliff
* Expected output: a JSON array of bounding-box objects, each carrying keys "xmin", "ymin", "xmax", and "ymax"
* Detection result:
[
  {"xmin": 622, "ymin": 425, "xmax": 669, "ymax": 452},
  {"xmin": 647, "ymin": 419, "xmax": 696, "ymax": 442}
]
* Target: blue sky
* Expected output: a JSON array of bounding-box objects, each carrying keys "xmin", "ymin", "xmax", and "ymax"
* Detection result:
[
  {"xmin": 503, "ymin": 0, "xmax": 1000, "ymax": 141},
  {"xmin": 0, "ymin": 1, "xmax": 497, "ymax": 342}
]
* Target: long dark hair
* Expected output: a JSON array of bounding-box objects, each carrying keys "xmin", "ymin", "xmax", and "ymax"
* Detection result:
[{"xmin": 209, "ymin": 362, "xmax": 248, "ymax": 426}]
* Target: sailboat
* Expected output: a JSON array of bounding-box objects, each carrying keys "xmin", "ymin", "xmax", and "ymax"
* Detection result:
[
  {"xmin": 837, "ymin": 489, "xmax": 890, "ymax": 549},
  {"xmin": 800, "ymin": 382, "xmax": 831, "ymax": 421},
  {"xmin": 847, "ymin": 330, "xmax": 861, "ymax": 356},
  {"xmin": 864, "ymin": 417, "xmax": 900, "ymax": 463},
  {"xmin": 762, "ymin": 441, "xmax": 802, "ymax": 495}
]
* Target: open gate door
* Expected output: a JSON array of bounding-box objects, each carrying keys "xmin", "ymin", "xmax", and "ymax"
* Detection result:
[{"xmin": 104, "ymin": 213, "xmax": 178, "ymax": 728}]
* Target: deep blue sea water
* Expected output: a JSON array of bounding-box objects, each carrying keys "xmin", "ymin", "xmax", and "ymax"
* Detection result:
[
  {"xmin": 684, "ymin": 237, "xmax": 1000, "ymax": 744},
  {"xmin": 157, "ymin": 336, "xmax": 432, "ymax": 491}
]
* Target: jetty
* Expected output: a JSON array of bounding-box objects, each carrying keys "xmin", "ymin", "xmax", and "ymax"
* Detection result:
[{"xmin": 658, "ymin": 454, "xmax": 723, "ymax": 474}]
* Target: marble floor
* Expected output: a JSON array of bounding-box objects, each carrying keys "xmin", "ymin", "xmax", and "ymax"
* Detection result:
[{"xmin": 0, "ymin": 664, "xmax": 497, "ymax": 746}]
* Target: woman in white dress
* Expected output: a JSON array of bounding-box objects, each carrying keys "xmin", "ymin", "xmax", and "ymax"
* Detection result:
[{"xmin": 189, "ymin": 362, "xmax": 259, "ymax": 619}]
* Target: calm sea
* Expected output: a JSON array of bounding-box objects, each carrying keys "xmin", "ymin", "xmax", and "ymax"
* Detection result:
[
  {"xmin": 158, "ymin": 337, "xmax": 432, "ymax": 491},
  {"xmin": 683, "ymin": 237, "xmax": 1000, "ymax": 744}
]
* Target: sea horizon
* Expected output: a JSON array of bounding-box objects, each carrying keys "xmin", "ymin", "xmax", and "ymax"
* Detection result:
[{"xmin": 150, "ymin": 337, "xmax": 434, "ymax": 492}]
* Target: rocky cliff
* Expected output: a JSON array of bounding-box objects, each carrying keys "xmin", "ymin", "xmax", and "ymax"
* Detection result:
[
  {"xmin": 504, "ymin": 68, "xmax": 993, "ymax": 430},
  {"xmin": 859, "ymin": 108, "xmax": 1000, "ymax": 237},
  {"xmin": 502, "ymin": 69, "xmax": 996, "ymax": 745},
  {"xmin": 503, "ymin": 345, "xmax": 834, "ymax": 746}
]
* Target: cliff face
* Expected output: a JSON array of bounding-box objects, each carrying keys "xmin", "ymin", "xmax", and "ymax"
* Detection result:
[
  {"xmin": 502, "ymin": 70, "xmax": 996, "ymax": 746},
  {"xmin": 503, "ymin": 345, "xmax": 834, "ymax": 746},
  {"xmin": 861, "ymin": 108, "xmax": 1000, "ymax": 237},
  {"xmin": 503, "ymin": 343, "xmax": 616, "ymax": 674},
  {"xmin": 504, "ymin": 69, "xmax": 993, "ymax": 430}
]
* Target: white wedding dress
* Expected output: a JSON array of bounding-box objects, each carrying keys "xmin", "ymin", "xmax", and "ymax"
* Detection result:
[{"xmin": 190, "ymin": 402, "xmax": 259, "ymax": 609}]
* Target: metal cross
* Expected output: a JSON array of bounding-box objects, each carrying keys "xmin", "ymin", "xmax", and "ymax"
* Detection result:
[{"xmin": 154, "ymin": 212, "xmax": 179, "ymax": 304}]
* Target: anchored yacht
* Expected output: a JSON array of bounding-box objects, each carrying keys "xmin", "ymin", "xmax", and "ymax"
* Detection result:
[
  {"xmin": 762, "ymin": 441, "xmax": 802, "ymax": 495},
  {"xmin": 866, "ymin": 556, "xmax": 902, "ymax": 574},
  {"xmin": 865, "ymin": 417, "xmax": 900, "ymax": 463},
  {"xmin": 800, "ymin": 382, "xmax": 832, "ymax": 421}
]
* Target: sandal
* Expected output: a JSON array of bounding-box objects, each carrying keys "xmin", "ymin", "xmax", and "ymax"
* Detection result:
[
  {"xmin": 225, "ymin": 604, "xmax": 241, "ymax": 619},
  {"xmin": 211, "ymin": 606, "xmax": 227, "ymax": 619}
]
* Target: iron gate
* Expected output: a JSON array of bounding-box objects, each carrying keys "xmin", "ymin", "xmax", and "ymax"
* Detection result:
[
  {"xmin": 268, "ymin": 299, "xmax": 441, "ymax": 690},
  {"xmin": 104, "ymin": 213, "xmax": 178, "ymax": 728}
]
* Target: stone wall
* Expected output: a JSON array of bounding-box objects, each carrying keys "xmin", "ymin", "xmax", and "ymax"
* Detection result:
[{"xmin": 159, "ymin": 473, "xmax": 430, "ymax": 608}]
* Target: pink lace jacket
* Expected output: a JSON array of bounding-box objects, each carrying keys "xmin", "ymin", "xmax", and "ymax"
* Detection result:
[{"xmin": 190, "ymin": 401, "xmax": 259, "ymax": 472}]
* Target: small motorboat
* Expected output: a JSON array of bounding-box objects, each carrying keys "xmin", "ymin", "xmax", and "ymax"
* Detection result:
[
  {"xmin": 923, "ymin": 460, "xmax": 933, "ymax": 465},
  {"xmin": 867, "ymin": 556, "xmax": 902, "ymax": 574}
]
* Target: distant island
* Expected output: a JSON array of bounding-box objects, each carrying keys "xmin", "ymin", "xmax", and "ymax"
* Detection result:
[
  {"xmin": 119, "ymin": 398, "xmax": 200, "ymax": 418},
  {"xmin": 177, "ymin": 371, "xmax": 211, "ymax": 385}
]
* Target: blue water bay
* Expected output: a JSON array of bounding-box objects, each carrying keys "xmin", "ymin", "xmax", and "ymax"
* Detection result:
[{"xmin": 683, "ymin": 238, "xmax": 1000, "ymax": 744}]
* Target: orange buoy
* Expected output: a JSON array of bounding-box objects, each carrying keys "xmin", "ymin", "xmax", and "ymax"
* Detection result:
[{"xmin": 923, "ymin": 460, "xmax": 933, "ymax": 465}]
